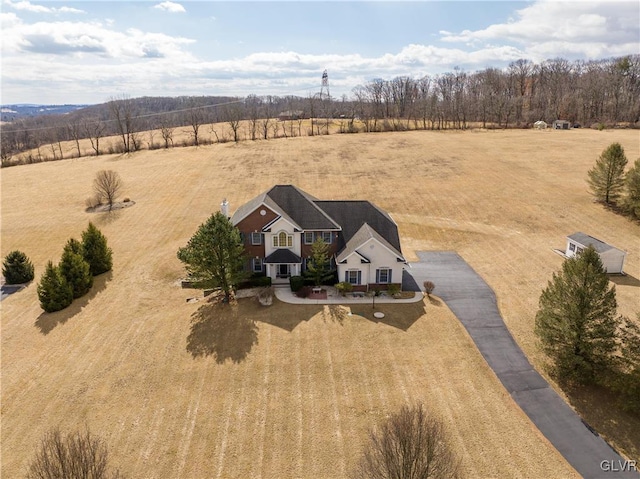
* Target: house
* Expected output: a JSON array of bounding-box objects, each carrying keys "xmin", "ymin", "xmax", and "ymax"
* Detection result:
[
  {"xmin": 278, "ymin": 110, "xmax": 304, "ymax": 121},
  {"xmin": 553, "ymin": 120, "xmax": 571, "ymax": 130},
  {"xmin": 230, "ymin": 185, "xmax": 406, "ymax": 291},
  {"xmin": 565, "ymin": 232, "xmax": 626, "ymax": 274}
]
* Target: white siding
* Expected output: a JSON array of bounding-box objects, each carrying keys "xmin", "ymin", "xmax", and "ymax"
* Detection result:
[
  {"xmin": 263, "ymin": 217, "xmax": 301, "ymax": 257},
  {"xmin": 336, "ymin": 238, "xmax": 403, "ymax": 286},
  {"xmin": 599, "ymin": 249, "xmax": 626, "ymax": 274}
]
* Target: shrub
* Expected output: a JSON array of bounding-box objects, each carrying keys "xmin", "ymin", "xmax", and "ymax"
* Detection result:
[
  {"xmin": 355, "ymin": 403, "xmax": 459, "ymax": 479},
  {"xmin": 289, "ymin": 275, "xmax": 304, "ymax": 292},
  {"xmin": 2, "ymin": 250, "xmax": 35, "ymax": 284},
  {"xmin": 37, "ymin": 261, "xmax": 73, "ymax": 313},
  {"xmin": 27, "ymin": 427, "xmax": 123, "ymax": 479},
  {"xmin": 82, "ymin": 223, "xmax": 113, "ymax": 276},
  {"xmin": 59, "ymin": 239, "xmax": 93, "ymax": 299},
  {"xmin": 296, "ymin": 286, "xmax": 312, "ymax": 298},
  {"xmin": 334, "ymin": 281, "xmax": 353, "ymax": 296},
  {"xmin": 423, "ymin": 281, "xmax": 435, "ymax": 296},
  {"xmin": 387, "ymin": 283, "xmax": 401, "ymax": 296}
]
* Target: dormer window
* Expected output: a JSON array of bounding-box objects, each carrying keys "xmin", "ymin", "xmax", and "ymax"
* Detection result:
[{"xmin": 273, "ymin": 231, "xmax": 293, "ymax": 248}]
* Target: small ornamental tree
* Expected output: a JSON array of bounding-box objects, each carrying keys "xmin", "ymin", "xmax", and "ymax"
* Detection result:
[
  {"xmin": 2, "ymin": 250, "xmax": 35, "ymax": 284},
  {"xmin": 37, "ymin": 261, "xmax": 73, "ymax": 313},
  {"xmin": 93, "ymin": 170, "xmax": 123, "ymax": 211},
  {"xmin": 81, "ymin": 223, "xmax": 113, "ymax": 276},
  {"xmin": 304, "ymin": 237, "xmax": 335, "ymax": 286},
  {"xmin": 177, "ymin": 212, "xmax": 247, "ymax": 303},
  {"xmin": 534, "ymin": 246, "xmax": 620, "ymax": 384},
  {"xmin": 355, "ymin": 403, "xmax": 460, "ymax": 479},
  {"xmin": 623, "ymin": 158, "xmax": 640, "ymax": 219},
  {"xmin": 59, "ymin": 239, "xmax": 93, "ymax": 298},
  {"xmin": 587, "ymin": 142, "xmax": 628, "ymax": 205},
  {"xmin": 27, "ymin": 427, "xmax": 123, "ymax": 479}
]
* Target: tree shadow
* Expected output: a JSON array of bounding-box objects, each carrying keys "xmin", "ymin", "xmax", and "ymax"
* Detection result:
[
  {"xmin": 92, "ymin": 209, "xmax": 123, "ymax": 226},
  {"xmin": 35, "ymin": 271, "xmax": 113, "ymax": 335},
  {"xmin": 321, "ymin": 304, "xmax": 350, "ymax": 325},
  {"xmin": 562, "ymin": 382, "xmax": 640, "ymax": 462},
  {"xmin": 609, "ymin": 273, "xmax": 640, "ymax": 288},
  {"xmin": 254, "ymin": 300, "xmax": 320, "ymax": 332},
  {"xmin": 351, "ymin": 300, "xmax": 427, "ymax": 331},
  {"xmin": 187, "ymin": 299, "xmax": 259, "ymax": 363},
  {"xmin": 426, "ymin": 295, "xmax": 442, "ymax": 307}
]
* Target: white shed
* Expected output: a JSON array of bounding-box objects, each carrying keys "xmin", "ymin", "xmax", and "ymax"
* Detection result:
[
  {"xmin": 565, "ymin": 232, "xmax": 626, "ymax": 274},
  {"xmin": 534, "ymin": 120, "xmax": 547, "ymax": 129}
]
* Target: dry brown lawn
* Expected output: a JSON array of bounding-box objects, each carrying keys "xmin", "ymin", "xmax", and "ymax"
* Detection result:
[{"xmin": 2, "ymin": 128, "xmax": 639, "ymax": 478}]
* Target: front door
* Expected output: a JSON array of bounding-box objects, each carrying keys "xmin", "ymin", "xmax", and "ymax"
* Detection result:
[{"xmin": 278, "ymin": 264, "xmax": 290, "ymax": 278}]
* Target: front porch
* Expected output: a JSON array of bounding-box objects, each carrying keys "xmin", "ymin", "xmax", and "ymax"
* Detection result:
[{"xmin": 264, "ymin": 248, "xmax": 302, "ymax": 283}]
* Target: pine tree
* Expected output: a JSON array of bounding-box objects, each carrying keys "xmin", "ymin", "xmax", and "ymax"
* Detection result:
[
  {"xmin": 37, "ymin": 261, "xmax": 73, "ymax": 313},
  {"xmin": 587, "ymin": 142, "xmax": 628, "ymax": 204},
  {"xmin": 2, "ymin": 250, "xmax": 35, "ymax": 284},
  {"xmin": 59, "ymin": 239, "xmax": 93, "ymax": 299},
  {"xmin": 534, "ymin": 246, "xmax": 620, "ymax": 384},
  {"xmin": 81, "ymin": 223, "xmax": 113, "ymax": 276},
  {"xmin": 304, "ymin": 237, "xmax": 335, "ymax": 286},
  {"xmin": 623, "ymin": 158, "xmax": 640, "ymax": 219},
  {"xmin": 177, "ymin": 212, "xmax": 247, "ymax": 302}
]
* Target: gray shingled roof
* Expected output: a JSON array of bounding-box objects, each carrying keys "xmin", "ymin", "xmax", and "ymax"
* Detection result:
[
  {"xmin": 336, "ymin": 223, "xmax": 404, "ymax": 263},
  {"xmin": 264, "ymin": 249, "xmax": 302, "ymax": 264},
  {"xmin": 265, "ymin": 185, "xmax": 340, "ymax": 230},
  {"xmin": 567, "ymin": 232, "xmax": 619, "ymax": 253},
  {"xmin": 314, "ymin": 200, "xmax": 402, "ymax": 255}
]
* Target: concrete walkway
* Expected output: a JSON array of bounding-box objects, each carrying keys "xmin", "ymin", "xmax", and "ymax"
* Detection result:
[
  {"xmin": 406, "ymin": 251, "xmax": 638, "ymax": 478},
  {"xmin": 273, "ymin": 283, "xmax": 424, "ymax": 305}
]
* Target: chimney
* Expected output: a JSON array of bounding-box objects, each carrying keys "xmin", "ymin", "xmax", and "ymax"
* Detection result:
[{"xmin": 220, "ymin": 198, "xmax": 230, "ymax": 218}]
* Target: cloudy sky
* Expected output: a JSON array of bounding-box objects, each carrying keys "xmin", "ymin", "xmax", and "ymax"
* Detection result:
[{"xmin": 1, "ymin": 0, "xmax": 638, "ymax": 105}]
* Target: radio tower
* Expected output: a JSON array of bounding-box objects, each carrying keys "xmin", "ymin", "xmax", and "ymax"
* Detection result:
[{"xmin": 320, "ymin": 70, "xmax": 330, "ymax": 101}]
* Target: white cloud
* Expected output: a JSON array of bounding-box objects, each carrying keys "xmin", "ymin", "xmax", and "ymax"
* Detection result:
[
  {"xmin": 440, "ymin": 0, "xmax": 639, "ymax": 60},
  {"xmin": 153, "ymin": 1, "xmax": 186, "ymax": 13},
  {"xmin": 4, "ymin": 0, "xmax": 85, "ymax": 14},
  {"xmin": 1, "ymin": 18, "xmax": 195, "ymax": 59}
]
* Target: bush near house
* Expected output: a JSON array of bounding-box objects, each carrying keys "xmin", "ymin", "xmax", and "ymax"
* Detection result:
[
  {"xmin": 334, "ymin": 281, "xmax": 353, "ymax": 296},
  {"xmin": 289, "ymin": 275, "xmax": 304, "ymax": 292}
]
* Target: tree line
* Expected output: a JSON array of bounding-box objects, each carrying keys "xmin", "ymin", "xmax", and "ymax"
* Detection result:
[{"xmin": 2, "ymin": 55, "xmax": 638, "ymax": 166}]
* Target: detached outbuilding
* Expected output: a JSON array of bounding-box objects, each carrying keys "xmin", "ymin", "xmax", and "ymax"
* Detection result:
[
  {"xmin": 553, "ymin": 120, "xmax": 571, "ymax": 130},
  {"xmin": 565, "ymin": 232, "xmax": 626, "ymax": 274},
  {"xmin": 534, "ymin": 120, "xmax": 547, "ymax": 129}
]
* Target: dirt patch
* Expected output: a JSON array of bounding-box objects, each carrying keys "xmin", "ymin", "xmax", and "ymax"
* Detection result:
[{"xmin": 86, "ymin": 200, "xmax": 136, "ymax": 213}]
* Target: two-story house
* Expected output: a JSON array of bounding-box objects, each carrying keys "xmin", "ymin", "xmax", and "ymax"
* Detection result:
[{"xmin": 230, "ymin": 185, "xmax": 406, "ymax": 291}]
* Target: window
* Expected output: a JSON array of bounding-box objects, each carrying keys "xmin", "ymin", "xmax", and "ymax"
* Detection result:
[
  {"xmin": 252, "ymin": 258, "xmax": 263, "ymax": 272},
  {"xmin": 304, "ymin": 232, "xmax": 314, "ymax": 244},
  {"xmin": 576, "ymin": 247, "xmax": 584, "ymax": 255},
  {"xmin": 569, "ymin": 243, "xmax": 576, "ymax": 252},
  {"xmin": 376, "ymin": 268, "xmax": 391, "ymax": 284},
  {"xmin": 346, "ymin": 270, "xmax": 361, "ymax": 285},
  {"xmin": 273, "ymin": 231, "xmax": 293, "ymax": 248},
  {"xmin": 322, "ymin": 232, "xmax": 332, "ymax": 243},
  {"xmin": 251, "ymin": 232, "xmax": 262, "ymax": 245}
]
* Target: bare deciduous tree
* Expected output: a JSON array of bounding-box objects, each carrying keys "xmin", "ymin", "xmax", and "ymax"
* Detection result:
[
  {"xmin": 83, "ymin": 117, "xmax": 105, "ymax": 156},
  {"xmin": 93, "ymin": 170, "xmax": 123, "ymax": 211},
  {"xmin": 27, "ymin": 427, "xmax": 123, "ymax": 479},
  {"xmin": 355, "ymin": 403, "xmax": 459, "ymax": 479}
]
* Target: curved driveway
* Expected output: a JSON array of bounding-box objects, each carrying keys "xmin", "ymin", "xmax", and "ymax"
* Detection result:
[{"xmin": 406, "ymin": 251, "xmax": 638, "ymax": 479}]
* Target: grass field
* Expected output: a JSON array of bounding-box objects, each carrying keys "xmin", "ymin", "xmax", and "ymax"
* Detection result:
[{"xmin": 2, "ymin": 128, "xmax": 639, "ymax": 478}]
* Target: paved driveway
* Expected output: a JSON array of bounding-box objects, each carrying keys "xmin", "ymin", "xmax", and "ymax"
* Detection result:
[{"xmin": 407, "ymin": 251, "xmax": 638, "ymax": 479}]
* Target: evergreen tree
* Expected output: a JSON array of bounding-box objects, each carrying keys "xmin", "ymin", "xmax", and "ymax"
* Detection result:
[
  {"xmin": 37, "ymin": 261, "xmax": 73, "ymax": 313},
  {"xmin": 535, "ymin": 246, "xmax": 620, "ymax": 384},
  {"xmin": 623, "ymin": 158, "xmax": 640, "ymax": 219},
  {"xmin": 2, "ymin": 250, "xmax": 35, "ymax": 284},
  {"xmin": 59, "ymin": 239, "xmax": 93, "ymax": 298},
  {"xmin": 177, "ymin": 212, "xmax": 247, "ymax": 302},
  {"xmin": 613, "ymin": 316, "xmax": 640, "ymax": 413},
  {"xmin": 304, "ymin": 237, "xmax": 335, "ymax": 286},
  {"xmin": 587, "ymin": 142, "xmax": 628, "ymax": 204},
  {"xmin": 81, "ymin": 223, "xmax": 113, "ymax": 276}
]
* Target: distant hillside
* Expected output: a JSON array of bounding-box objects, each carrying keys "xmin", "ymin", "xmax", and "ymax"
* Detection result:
[{"xmin": 1, "ymin": 104, "xmax": 90, "ymax": 122}]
